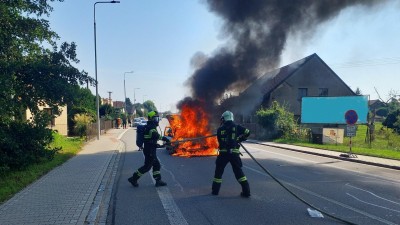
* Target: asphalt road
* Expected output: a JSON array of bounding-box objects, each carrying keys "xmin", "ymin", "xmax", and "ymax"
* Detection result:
[{"xmin": 108, "ymin": 120, "xmax": 400, "ymax": 225}]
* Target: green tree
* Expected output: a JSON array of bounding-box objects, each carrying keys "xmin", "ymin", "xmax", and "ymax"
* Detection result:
[
  {"xmin": 354, "ymin": 87, "xmax": 362, "ymax": 95},
  {"xmin": 1, "ymin": 2, "xmax": 94, "ymax": 120},
  {"xmin": 125, "ymin": 98, "xmax": 133, "ymax": 114},
  {"xmin": 256, "ymin": 101, "xmax": 298, "ymax": 139},
  {"xmin": 383, "ymin": 109, "xmax": 400, "ymax": 134},
  {"xmin": 143, "ymin": 100, "xmax": 157, "ymax": 112},
  {"xmin": 100, "ymin": 104, "xmax": 115, "ymax": 119},
  {"xmin": 0, "ymin": 1, "xmax": 95, "ymax": 172},
  {"xmin": 67, "ymin": 86, "xmax": 96, "ymax": 135}
]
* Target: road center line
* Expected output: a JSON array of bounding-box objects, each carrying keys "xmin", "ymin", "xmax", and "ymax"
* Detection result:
[
  {"xmin": 154, "ymin": 185, "xmax": 189, "ymax": 225},
  {"xmin": 143, "ymin": 153, "xmax": 188, "ymax": 225}
]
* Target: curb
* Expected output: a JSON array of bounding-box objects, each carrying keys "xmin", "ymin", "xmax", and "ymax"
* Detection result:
[
  {"xmin": 84, "ymin": 129, "xmax": 128, "ymax": 225},
  {"xmin": 247, "ymin": 140, "xmax": 400, "ymax": 171}
]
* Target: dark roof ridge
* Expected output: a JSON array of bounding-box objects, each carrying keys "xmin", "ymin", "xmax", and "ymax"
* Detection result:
[{"xmin": 261, "ymin": 53, "xmax": 317, "ymax": 95}]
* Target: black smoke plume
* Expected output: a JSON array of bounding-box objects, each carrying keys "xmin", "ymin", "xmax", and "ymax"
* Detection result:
[{"xmin": 179, "ymin": 0, "xmax": 383, "ymax": 120}]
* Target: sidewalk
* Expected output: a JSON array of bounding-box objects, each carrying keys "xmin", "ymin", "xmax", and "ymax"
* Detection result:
[
  {"xmin": 0, "ymin": 128, "xmax": 127, "ymax": 225},
  {"xmin": 248, "ymin": 140, "xmax": 400, "ymax": 170}
]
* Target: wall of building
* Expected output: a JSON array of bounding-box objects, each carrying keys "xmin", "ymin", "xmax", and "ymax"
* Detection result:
[
  {"xmin": 26, "ymin": 105, "xmax": 68, "ymax": 136},
  {"xmin": 268, "ymin": 57, "xmax": 355, "ymax": 116}
]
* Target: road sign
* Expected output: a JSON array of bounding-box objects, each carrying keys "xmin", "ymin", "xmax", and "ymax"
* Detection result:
[
  {"xmin": 345, "ymin": 125, "xmax": 356, "ymax": 137},
  {"xmin": 345, "ymin": 110, "xmax": 358, "ymax": 125}
]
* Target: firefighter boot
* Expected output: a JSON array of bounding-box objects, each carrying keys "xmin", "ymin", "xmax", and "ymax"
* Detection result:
[
  {"xmin": 155, "ymin": 179, "xmax": 167, "ymax": 187},
  {"xmin": 128, "ymin": 173, "xmax": 140, "ymax": 187},
  {"xmin": 240, "ymin": 181, "xmax": 251, "ymax": 198},
  {"xmin": 212, "ymin": 182, "xmax": 221, "ymax": 195}
]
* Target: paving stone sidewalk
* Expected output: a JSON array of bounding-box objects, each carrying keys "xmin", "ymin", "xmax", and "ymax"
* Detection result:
[{"xmin": 0, "ymin": 129, "xmax": 126, "ymax": 225}]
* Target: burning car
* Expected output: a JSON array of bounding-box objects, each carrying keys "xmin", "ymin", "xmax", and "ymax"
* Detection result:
[{"xmin": 163, "ymin": 107, "xmax": 218, "ymax": 157}]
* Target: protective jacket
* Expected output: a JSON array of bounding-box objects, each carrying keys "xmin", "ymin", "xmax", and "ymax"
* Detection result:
[
  {"xmin": 217, "ymin": 121, "xmax": 250, "ymax": 154},
  {"xmin": 132, "ymin": 120, "xmax": 163, "ymax": 181},
  {"xmin": 212, "ymin": 120, "xmax": 251, "ymax": 197}
]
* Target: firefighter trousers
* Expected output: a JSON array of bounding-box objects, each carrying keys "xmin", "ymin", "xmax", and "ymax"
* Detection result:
[
  {"xmin": 212, "ymin": 153, "xmax": 250, "ymax": 195},
  {"xmin": 132, "ymin": 147, "xmax": 162, "ymax": 181}
]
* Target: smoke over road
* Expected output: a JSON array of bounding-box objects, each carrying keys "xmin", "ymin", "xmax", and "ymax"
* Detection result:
[{"xmin": 179, "ymin": 0, "xmax": 384, "ymax": 119}]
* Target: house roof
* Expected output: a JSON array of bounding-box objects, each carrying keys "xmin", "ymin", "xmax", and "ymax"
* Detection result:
[{"xmin": 257, "ymin": 53, "xmax": 355, "ymax": 96}]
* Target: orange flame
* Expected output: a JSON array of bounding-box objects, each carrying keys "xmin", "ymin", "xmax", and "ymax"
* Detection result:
[{"xmin": 168, "ymin": 104, "xmax": 218, "ymax": 157}]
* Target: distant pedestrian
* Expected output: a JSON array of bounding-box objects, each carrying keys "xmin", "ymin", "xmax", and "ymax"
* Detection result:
[
  {"xmin": 115, "ymin": 118, "xmax": 119, "ymax": 129},
  {"xmin": 128, "ymin": 111, "xmax": 170, "ymax": 187},
  {"xmin": 122, "ymin": 117, "xmax": 127, "ymax": 129},
  {"xmin": 117, "ymin": 118, "xmax": 121, "ymax": 129},
  {"xmin": 212, "ymin": 111, "xmax": 251, "ymax": 197}
]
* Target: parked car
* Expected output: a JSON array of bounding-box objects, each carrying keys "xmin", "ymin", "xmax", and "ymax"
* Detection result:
[
  {"xmin": 133, "ymin": 118, "xmax": 141, "ymax": 127},
  {"xmin": 139, "ymin": 120, "xmax": 147, "ymax": 126}
]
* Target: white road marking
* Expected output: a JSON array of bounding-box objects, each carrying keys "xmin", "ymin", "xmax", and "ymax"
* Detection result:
[
  {"xmin": 154, "ymin": 185, "xmax": 189, "ymax": 225},
  {"xmin": 346, "ymin": 193, "xmax": 400, "ymax": 213},
  {"xmin": 346, "ymin": 183, "xmax": 400, "ymax": 206},
  {"xmin": 245, "ymin": 145, "xmax": 400, "ymax": 185},
  {"xmin": 243, "ymin": 161, "xmax": 398, "ymax": 225},
  {"xmin": 127, "ymin": 128, "xmax": 188, "ymax": 225},
  {"xmin": 140, "ymin": 152, "xmax": 188, "ymax": 225}
]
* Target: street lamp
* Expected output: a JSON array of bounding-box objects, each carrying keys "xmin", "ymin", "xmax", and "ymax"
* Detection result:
[
  {"xmin": 94, "ymin": 0, "xmax": 120, "ymax": 140},
  {"xmin": 142, "ymin": 95, "xmax": 148, "ymax": 104},
  {"xmin": 133, "ymin": 88, "xmax": 140, "ymax": 105},
  {"xmin": 133, "ymin": 87, "xmax": 140, "ymax": 116},
  {"xmin": 124, "ymin": 71, "xmax": 134, "ymax": 115}
]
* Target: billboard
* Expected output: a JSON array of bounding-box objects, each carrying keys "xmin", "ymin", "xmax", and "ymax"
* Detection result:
[{"xmin": 301, "ymin": 96, "xmax": 368, "ymax": 124}]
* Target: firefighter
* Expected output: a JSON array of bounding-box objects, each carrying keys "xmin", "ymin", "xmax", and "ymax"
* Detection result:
[
  {"xmin": 128, "ymin": 111, "xmax": 169, "ymax": 187},
  {"xmin": 212, "ymin": 110, "xmax": 251, "ymax": 197}
]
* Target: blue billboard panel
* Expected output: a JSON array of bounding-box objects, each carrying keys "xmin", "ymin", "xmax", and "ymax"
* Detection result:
[{"xmin": 301, "ymin": 96, "xmax": 368, "ymax": 124}]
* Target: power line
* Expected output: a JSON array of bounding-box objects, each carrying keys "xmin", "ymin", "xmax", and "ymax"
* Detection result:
[{"xmin": 329, "ymin": 57, "xmax": 400, "ymax": 69}]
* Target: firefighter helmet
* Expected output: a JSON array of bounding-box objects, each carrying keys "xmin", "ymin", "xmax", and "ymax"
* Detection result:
[
  {"xmin": 147, "ymin": 111, "xmax": 160, "ymax": 123},
  {"xmin": 147, "ymin": 110, "xmax": 159, "ymax": 119},
  {"xmin": 221, "ymin": 111, "xmax": 234, "ymax": 122}
]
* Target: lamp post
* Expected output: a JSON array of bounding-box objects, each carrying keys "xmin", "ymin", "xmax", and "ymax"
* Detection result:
[
  {"xmin": 142, "ymin": 95, "xmax": 147, "ymax": 104},
  {"xmin": 133, "ymin": 88, "xmax": 140, "ymax": 105},
  {"xmin": 124, "ymin": 71, "xmax": 134, "ymax": 116},
  {"xmin": 94, "ymin": 0, "xmax": 120, "ymax": 140},
  {"xmin": 133, "ymin": 87, "xmax": 140, "ymax": 116}
]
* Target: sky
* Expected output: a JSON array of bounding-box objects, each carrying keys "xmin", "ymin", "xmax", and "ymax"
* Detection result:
[{"xmin": 47, "ymin": 0, "xmax": 400, "ymax": 113}]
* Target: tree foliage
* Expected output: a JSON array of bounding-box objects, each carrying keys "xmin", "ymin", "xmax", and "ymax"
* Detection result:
[
  {"xmin": 0, "ymin": 1, "xmax": 95, "ymax": 172},
  {"xmin": 143, "ymin": 100, "xmax": 157, "ymax": 112},
  {"xmin": 256, "ymin": 101, "xmax": 298, "ymax": 139}
]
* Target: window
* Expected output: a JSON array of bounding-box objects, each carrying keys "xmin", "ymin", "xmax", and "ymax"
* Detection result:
[
  {"xmin": 319, "ymin": 88, "xmax": 328, "ymax": 96},
  {"xmin": 298, "ymin": 88, "xmax": 308, "ymax": 100},
  {"xmin": 43, "ymin": 108, "xmax": 55, "ymax": 126}
]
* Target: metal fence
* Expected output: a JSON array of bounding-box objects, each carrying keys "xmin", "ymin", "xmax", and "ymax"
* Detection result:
[{"xmin": 86, "ymin": 118, "xmax": 113, "ymax": 141}]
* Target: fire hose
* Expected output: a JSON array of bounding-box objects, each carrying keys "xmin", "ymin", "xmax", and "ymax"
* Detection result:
[
  {"xmin": 165, "ymin": 134, "xmax": 356, "ymax": 224},
  {"xmin": 239, "ymin": 142, "xmax": 356, "ymax": 225},
  {"xmin": 168, "ymin": 134, "xmax": 217, "ymax": 144}
]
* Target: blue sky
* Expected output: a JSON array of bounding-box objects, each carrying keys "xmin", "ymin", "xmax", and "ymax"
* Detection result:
[{"xmin": 48, "ymin": 0, "xmax": 400, "ymax": 112}]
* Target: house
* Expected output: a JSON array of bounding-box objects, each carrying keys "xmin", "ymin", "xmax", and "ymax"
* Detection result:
[
  {"xmin": 26, "ymin": 105, "xmax": 68, "ymax": 136},
  {"xmin": 225, "ymin": 53, "xmax": 356, "ymax": 120},
  {"xmin": 369, "ymin": 99, "xmax": 386, "ymax": 122},
  {"xmin": 113, "ymin": 101, "xmax": 125, "ymax": 114}
]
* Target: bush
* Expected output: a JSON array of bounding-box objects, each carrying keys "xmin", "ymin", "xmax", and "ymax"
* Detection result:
[
  {"xmin": 256, "ymin": 101, "xmax": 299, "ymax": 139},
  {"xmin": 73, "ymin": 114, "xmax": 92, "ymax": 137},
  {"xmin": 383, "ymin": 109, "xmax": 400, "ymax": 134},
  {"xmin": 0, "ymin": 121, "xmax": 60, "ymax": 175}
]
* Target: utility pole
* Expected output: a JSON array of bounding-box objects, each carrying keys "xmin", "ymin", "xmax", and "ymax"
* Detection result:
[{"xmin": 107, "ymin": 91, "xmax": 112, "ymax": 105}]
